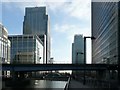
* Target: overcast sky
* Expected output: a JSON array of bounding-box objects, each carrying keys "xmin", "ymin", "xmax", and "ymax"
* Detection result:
[{"xmin": 1, "ymin": 0, "xmax": 92, "ymax": 64}]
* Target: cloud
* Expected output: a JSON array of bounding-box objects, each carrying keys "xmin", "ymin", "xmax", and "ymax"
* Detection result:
[
  {"xmin": 69, "ymin": 0, "xmax": 91, "ymax": 21},
  {"xmin": 2, "ymin": 0, "xmax": 43, "ymax": 2},
  {"xmin": 46, "ymin": 0, "xmax": 91, "ymax": 21},
  {"xmin": 54, "ymin": 24, "xmax": 72, "ymax": 33},
  {"xmin": 53, "ymin": 23, "xmax": 91, "ymax": 42},
  {"xmin": 1, "ymin": 0, "xmax": 91, "ymax": 21},
  {"xmin": 1, "ymin": 0, "xmax": 46, "ymax": 14},
  {"xmin": 45, "ymin": 0, "xmax": 67, "ymax": 8},
  {"xmin": 2, "ymin": 0, "xmax": 71, "ymax": 2}
]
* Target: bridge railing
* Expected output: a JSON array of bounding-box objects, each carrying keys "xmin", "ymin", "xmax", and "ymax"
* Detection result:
[{"xmin": 64, "ymin": 77, "xmax": 71, "ymax": 90}]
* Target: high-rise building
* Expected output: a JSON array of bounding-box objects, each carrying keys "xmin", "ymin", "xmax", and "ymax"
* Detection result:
[
  {"xmin": 92, "ymin": 1, "xmax": 119, "ymax": 64},
  {"xmin": 72, "ymin": 34, "xmax": 84, "ymax": 64},
  {"xmin": 0, "ymin": 23, "xmax": 11, "ymax": 77},
  {"xmin": 72, "ymin": 34, "xmax": 84, "ymax": 77},
  {"xmin": 8, "ymin": 35, "xmax": 43, "ymax": 64},
  {"xmin": 92, "ymin": 0, "xmax": 120, "ymax": 82},
  {"xmin": 23, "ymin": 7, "xmax": 50, "ymax": 64}
]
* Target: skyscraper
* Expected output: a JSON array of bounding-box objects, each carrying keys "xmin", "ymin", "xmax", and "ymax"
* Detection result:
[
  {"xmin": 72, "ymin": 34, "xmax": 84, "ymax": 78},
  {"xmin": 72, "ymin": 34, "xmax": 84, "ymax": 64},
  {"xmin": 92, "ymin": 1, "xmax": 119, "ymax": 64},
  {"xmin": 92, "ymin": 0, "xmax": 120, "ymax": 83},
  {"xmin": 23, "ymin": 7, "xmax": 50, "ymax": 63}
]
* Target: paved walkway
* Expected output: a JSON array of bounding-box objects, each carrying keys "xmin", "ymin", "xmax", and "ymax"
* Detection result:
[
  {"xmin": 68, "ymin": 78, "xmax": 120, "ymax": 90},
  {"xmin": 68, "ymin": 78, "xmax": 90, "ymax": 89}
]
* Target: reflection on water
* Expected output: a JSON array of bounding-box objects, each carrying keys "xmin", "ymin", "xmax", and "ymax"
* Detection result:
[
  {"xmin": 35, "ymin": 80, "xmax": 39, "ymax": 85},
  {"xmin": 3, "ymin": 79, "xmax": 67, "ymax": 90},
  {"xmin": 34, "ymin": 80, "xmax": 67, "ymax": 88}
]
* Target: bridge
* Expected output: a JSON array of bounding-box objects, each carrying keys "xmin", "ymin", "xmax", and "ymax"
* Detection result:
[{"xmin": 1, "ymin": 64, "xmax": 118, "ymax": 71}]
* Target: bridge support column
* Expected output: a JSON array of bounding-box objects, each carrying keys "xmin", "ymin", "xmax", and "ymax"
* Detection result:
[
  {"xmin": 11, "ymin": 71, "xmax": 19, "ymax": 80},
  {"xmin": 19, "ymin": 72, "xmax": 26, "ymax": 78}
]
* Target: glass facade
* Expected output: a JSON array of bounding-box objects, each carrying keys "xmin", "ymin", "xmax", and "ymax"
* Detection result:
[
  {"xmin": 92, "ymin": 2, "xmax": 119, "ymax": 64},
  {"xmin": 8, "ymin": 35, "xmax": 43, "ymax": 64},
  {"xmin": 0, "ymin": 23, "xmax": 10, "ymax": 64},
  {"xmin": 72, "ymin": 34, "xmax": 84, "ymax": 64},
  {"xmin": 23, "ymin": 7, "xmax": 51, "ymax": 63},
  {"xmin": 92, "ymin": 1, "xmax": 120, "ymax": 83},
  {"xmin": 72, "ymin": 34, "xmax": 84, "ymax": 77}
]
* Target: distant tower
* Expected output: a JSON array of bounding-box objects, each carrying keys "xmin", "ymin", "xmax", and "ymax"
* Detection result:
[
  {"xmin": 23, "ymin": 7, "xmax": 51, "ymax": 64},
  {"xmin": 72, "ymin": 34, "xmax": 84, "ymax": 64}
]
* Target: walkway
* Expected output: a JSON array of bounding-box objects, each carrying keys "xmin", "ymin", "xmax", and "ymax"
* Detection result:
[
  {"xmin": 68, "ymin": 78, "xmax": 120, "ymax": 90},
  {"xmin": 68, "ymin": 78, "xmax": 90, "ymax": 89}
]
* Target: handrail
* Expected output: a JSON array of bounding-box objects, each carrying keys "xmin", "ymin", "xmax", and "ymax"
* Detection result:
[{"xmin": 64, "ymin": 77, "xmax": 71, "ymax": 90}]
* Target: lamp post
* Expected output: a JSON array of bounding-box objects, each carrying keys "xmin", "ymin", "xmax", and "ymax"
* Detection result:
[{"xmin": 83, "ymin": 36, "xmax": 95, "ymax": 85}]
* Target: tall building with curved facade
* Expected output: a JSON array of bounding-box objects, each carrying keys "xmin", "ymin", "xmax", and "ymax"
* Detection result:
[
  {"xmin": 92, "ymin": 0, "xmax": 120, "ymax": 83},
  {"xmin": 92, "ymin": 1, "xmax": 119, "ymax": 64}
]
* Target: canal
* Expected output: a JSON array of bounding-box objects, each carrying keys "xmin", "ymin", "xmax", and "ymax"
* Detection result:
[
  {"xmin": 3, "ymin": 79, "xmax": 68, "ymax": 89},
  {"xmin": 34, "ymin": 80, "xmax": 67, "ymax": 88}
]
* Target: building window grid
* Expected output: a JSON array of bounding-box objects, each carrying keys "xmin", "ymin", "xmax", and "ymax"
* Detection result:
[
  {"xmin": 93, "ymin": 23, "xmax": 117, "ymax": 54},
  {"xmin": 93, "ymin": 32, "xmax": 117, "ymax": 58},
  {"xmin": 96, "ymin": 3, "xmax": 115, "ymax": 37},
  {"xmin": 93, "ymin": 28, "xmax": 117, "ymax": 57},
  {"xmin": 0, "ymin": 36, "xmax": 10, "ymax": 63},
  {"xmin": 93, "ymin": 39, "xmax": 117, "ymax": 63},
  {"xmin": 96, "ymin": 3, "xmax": 107, "ymax": 33},
  {"xmin": 95, "ymin": 15, "xmax": 116, "ymax": 47},
  {"xmin": 93, "ymin": 10, "xmax": 113, "ymax": 46},
  {"xmin": 98, "ymin": 26, "xmax": 116, "ymax": 48},
  {"xmin": 97, "ymin": 6, "xmax": 115, "ymax": 38}
]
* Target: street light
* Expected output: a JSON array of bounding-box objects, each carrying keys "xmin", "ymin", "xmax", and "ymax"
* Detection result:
[{"xmin": 83, "ymin": 36, "xmax": 95, "ymax": 85}]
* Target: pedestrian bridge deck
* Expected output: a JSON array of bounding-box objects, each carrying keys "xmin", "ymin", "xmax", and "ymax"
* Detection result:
[{"xmin": 1, "ymin": 64, "xmax": 118, "ymax": 71}]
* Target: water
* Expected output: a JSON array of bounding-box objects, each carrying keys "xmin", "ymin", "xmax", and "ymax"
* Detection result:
[
  {"xmin": 34, "ymin": 80, "xmax": 67, "ymax": 88},
  {"xmin": 3, "ymin": 79, "xmax": 67, "ymax": 89}
]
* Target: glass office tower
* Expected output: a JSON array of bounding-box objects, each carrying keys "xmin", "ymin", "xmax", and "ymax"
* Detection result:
[
  {"xmin": 72, "ymin": 34, "xmax": 84, "ymax": 64},
  {"xmin": 92, "ymin": 1, "xmax": 119, "ymax": 64},
  {"xmin": 23, "ymin": 7, "xmax": 50, "ymax": 64},
  {"xmin": 8, "ymin": 35, "xmax": 43, "ymax": 64},
  {"xmin": 72, "ymin": 34, "xmax": 84, "ymax": 78},
  {"xmin": 92, "ymin": 0, "xmax": 120, "ymax": 83}
]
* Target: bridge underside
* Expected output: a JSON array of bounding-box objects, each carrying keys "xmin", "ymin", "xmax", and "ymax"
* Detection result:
[{"xmin": 1, "ymin": 64, "xmax": 118, "ymax": 71}]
